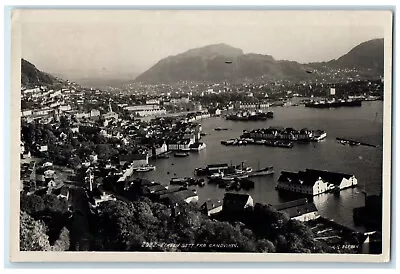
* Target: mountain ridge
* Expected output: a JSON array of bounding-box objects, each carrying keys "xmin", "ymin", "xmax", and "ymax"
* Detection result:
[
  {"xmin": 135, "ymin": 39, "xmax": 384, "ymax": 83},
  {"xmin": 21, "ymin": 58, "xmax": 56, "ymax": 87}
]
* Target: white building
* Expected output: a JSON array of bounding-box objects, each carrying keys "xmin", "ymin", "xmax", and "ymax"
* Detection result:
[
  {"xmin": 272, "ymin": 198, "xmax": 320, "ymax": 222},
  {"xmin": 90, "ymin": 109, "xmax": 101, "ymax": 117},
  {"xmin": 277, "ymin": 169, "xmax": 358, "ymax": 196},
  {"xmin": 21, "ymin": 110, "xmax": 32, "ymax": 117},
  {"xmin": 201, "ymin": 199, "xmax": 223, "ymax": 216}
]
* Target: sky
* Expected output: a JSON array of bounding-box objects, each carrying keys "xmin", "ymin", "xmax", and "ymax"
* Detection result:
[{"xmin": 15, "ymin": 10, "xmax": 390, "ymax": 80}]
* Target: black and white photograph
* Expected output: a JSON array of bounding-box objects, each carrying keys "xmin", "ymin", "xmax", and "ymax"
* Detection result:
[{"xmin": 10, "ymin": 9, "xmax": 392, "ymax": 262}]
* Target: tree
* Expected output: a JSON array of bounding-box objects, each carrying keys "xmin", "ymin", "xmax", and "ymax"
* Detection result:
[
  {"xmin": 20, "ymin": 211, "xmax": 50, "ymax": 251},
  {"xmin": 50, "ymin": 226, "xmax": 70, "ymax": 251},
  {"xmin": 43, "ymin": 194, "xmax": 69, "ymax": 214},
  {"xmin": 20, "ymin": 193, "xmax": 45, "ymax": 215},
  {"xmin": 256, "ymin": 239, "xmax": 276, "ymax": 253}
]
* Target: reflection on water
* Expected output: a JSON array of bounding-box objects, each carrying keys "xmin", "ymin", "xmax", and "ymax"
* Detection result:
[{"xmin": 138, "ymin": 102, "xmax": 383, "ymax": 231}]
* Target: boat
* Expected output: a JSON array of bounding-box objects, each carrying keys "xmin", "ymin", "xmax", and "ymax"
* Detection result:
[
  {"xmin": 221, "ymin": 176, "xmax": 235, "ymax": 181},
  {"xmin": 248, "ymin": 166, "xmax": 274, "ymax": 177},
  {"xmin": 208, "ymin": 171, "xmax": 224, "ymax": 182},
  {"xmin": 349, "ymin": 141, "xmax": 361, "ymax": 146},
  {"xmin": 174, "ymin": 152, "xmax": 189, "ymax": 157},
  {"xmin": 208, "ymin": 171, "xmax": 224, "ymax": 179},
  {"xmin": 275, "ymin": 141, "xmax": 294, "ymax": 148},
  {"xmin": 214, "ymin": 127, "xmax": 229, "ymax": 131},
  {"xmin": 134, "ymin": 165, "xmax": 156, "ymax": 172},
  {"xmin": 170, "ymin": 177, "xmax": 192, "ymax": 186},
  {"xmin": 194, "ymin": 167, "xmax": 208, "ymax": 176},
  {"xmin": 157, "ymin": 153, "xmax": 170, "ymax": 159},
  {"xmin": 305, "ymin": 99, "xmax": 362, "ymax": 108},
  {"xmin": 312, "ymin": 130, "xmax": 327, "ymax": 141}
]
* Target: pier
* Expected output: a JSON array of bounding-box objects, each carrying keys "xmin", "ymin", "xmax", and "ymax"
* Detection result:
[{"xmin": 336, "ymin": 137, "xmax": 377, "ymax": 148}]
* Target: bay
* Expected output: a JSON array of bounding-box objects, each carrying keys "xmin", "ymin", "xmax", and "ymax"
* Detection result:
[{"xmin": 138, "ymin": 101, "xmax": 384, "ymax": 232}]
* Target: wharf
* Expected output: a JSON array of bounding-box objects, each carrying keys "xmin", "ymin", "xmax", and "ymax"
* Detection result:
[{"xmin": 336, "ymin": 137, "xmax": 377, "ymax": 148}]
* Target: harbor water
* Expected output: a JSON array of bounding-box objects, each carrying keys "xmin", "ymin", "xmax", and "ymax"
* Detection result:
[{"xmin": 139, "ymin": 101, "xmax": 384, "ymax": 231}]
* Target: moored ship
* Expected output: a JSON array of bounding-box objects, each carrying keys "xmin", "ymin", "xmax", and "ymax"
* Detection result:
[{"xmin": 305, "ymin": 99, "xmax": 362, "ymax": 108}]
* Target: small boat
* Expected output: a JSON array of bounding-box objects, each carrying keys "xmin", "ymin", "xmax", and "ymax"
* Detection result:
[
  {"xmin": 170, "ymin": 177, "xmax": 191, "ymax": 185},
  {"xmin": 275, "ymin": 141, "xmax": 294, "ymax": 148},
  {"xmin": 194, "ymin": 167, "xmax": 208, "ymax": 176},
  {"xmin": 174, "ymin": 152, "xmax": 189, "ymax": 157},
  {"xmin": 349, "ymin": 141, "xmax": 361, "ymax": 146},
  {"xmin": 208, "ymin": 172, "xmax": 224, "ymax": 179},
  {"xmin": 214, "ymin": 127, "xmax": 228, "ymax": 131},
  {"xmin": 135, "ymin": 165, "xmax": 156, "ymax": 172}
]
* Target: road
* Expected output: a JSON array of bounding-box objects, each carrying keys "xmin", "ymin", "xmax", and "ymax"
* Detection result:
[{"xmin": 68, "ymin": 187, "xmax": 92, "ymax": 251}]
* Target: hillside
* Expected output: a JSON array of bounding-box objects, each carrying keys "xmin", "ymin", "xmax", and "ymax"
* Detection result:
[
  {"xmin": 135, "ymin": 39, "xmax": 384, "ymax": 83},
  {"xmin": 21, "ymin": 59, "xmax": 56, "ymax": 87},
  {"xmin": 328, "ymin": 38, "xmax": 384, "ymax": 72}
]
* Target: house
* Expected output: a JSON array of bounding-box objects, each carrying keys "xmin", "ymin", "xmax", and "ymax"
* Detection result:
[
  {"xmin": 37, "ymin": 145, "xmax": 48, "ymax": 152},
  {"xmin": 21, "ymin": 110, "xmax": 33, "ymax": 117},
  {"xmin": 46, "ymin": 179, "xmax": 57, "ymax": 188},
  {"xmin": 20, "ymin": 141, "xmax": 25, "ymax": 155},
  {"xmin": 167, "ymin": 139, "xmax": 193, "ymax": 151},
  {"xmin": 91, "ymin": 187, "xmax": 117, "ymax": 207},
  {"xmin": 271, "ymin": 198, "xmax": 319, "ymax": 222},
  {"xmin": 146, "ymin": 183, "xmax": 168, "ymax": 194},
  {"xmin": 119, "ymin": 153, "xmax": 149, "ymax": 167},
  {"xmin": 42, "ymin": 162, "xmax": 53, "ymax": 168},
  {"xmin": 201, "ymin": 199, "xmax": 223, "ymax": 216},
  {"xmin": 89, "ymin": 153, "xmax": 98, "ymax": 163},
  {"xmin": 44, "ymin": 169, "xmax": 55, "ymax": 179},
  {"xmin": 161, "ymin": 189, "xmax": 198, "ymax": 204},
  {"xmin": 276, "ymin": 171, "xmax": 331, "ymax": 195},
  {"xmin": 154, "ymin": 142, "xmax": 168, "ymax": 156},
  {"xmin": 56, "ymin": 186, "xmax": 70, "ymax": 200},
  {"xmin": 90, "ymin": 109, "xmax": 101, "ymax": 117},
  {"xmin": 174, "ymin": 189, "xmax": 199, "ymax": 203},
  {"xmin": 70, "ymin": 126, "xmax": 79, "ymax": 134},
  {"xmin": 223, "ymin": 193, "xmax": 254, "ymax": 213},
  {"xmin": 276, "ymin": 169, "xmax": 357, "ymax": 195},
  {"xmin": 305, "ymin": 169, "xmax": 358, "ymax": 190}
]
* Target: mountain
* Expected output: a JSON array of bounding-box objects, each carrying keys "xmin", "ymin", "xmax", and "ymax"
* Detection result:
[
  {"xmin": 21, "ymin": 59, "xmax": 57, "ymax": 87},
  {"xmin": 135, "ymin": 39, "xmax": 384, "ymax": 83},
  {"xmin": 327, "ymin": 38, "xmax": 384, "ymax": 72}
]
